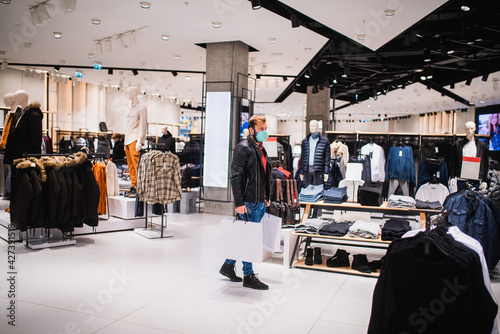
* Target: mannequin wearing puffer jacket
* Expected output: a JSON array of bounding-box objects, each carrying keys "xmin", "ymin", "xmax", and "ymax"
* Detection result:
[{"xmin": 299, "ymin": 120, "xmax": 330, "ymax": 189}]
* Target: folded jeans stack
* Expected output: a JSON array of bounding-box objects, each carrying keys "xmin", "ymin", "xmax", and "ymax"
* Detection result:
[
  {"xmin": 295, "ymin": 218, "xmax": 329, "ymax": 234},
  {"xmin": 381, "ymin": 218, "xmax": 411, "ymax": 241},
  {"xmin": 415, "ymin": 199, "xmax": 442, "ymax": 210},
  {"xmin": 318, "ymin": 221, "xmax": 352, "ymax": 237},
  {"xmin": 357, "ymin": 181, "xmax": 384, "ymax": 206},
  {"xmin": 348, "ymin": 220, "xmax": 381, "ymax": 239},
  {"xmin": 323, "ymin": 186, "xmax": 348, "ymax": 204},
  {"xmin": 388, "ymin": 194, "xmax": 416, "ymax": 208},
  {"xmin": 299, "ymin": 184, "xmax": 324, "ymax": 203}
]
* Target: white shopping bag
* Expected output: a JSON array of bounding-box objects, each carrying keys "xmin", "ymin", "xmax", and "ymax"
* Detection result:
[
  {"xmin": 216, "ymin": 216, "xmax": 265, "ymax": 263},
  {"xmin": 261, "ymin": 213, "xmax": 282, "ymax": 253}
]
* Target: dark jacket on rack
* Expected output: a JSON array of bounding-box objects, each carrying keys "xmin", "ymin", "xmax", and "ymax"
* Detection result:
[
  {"xmin": 299, "ymin": 133, "xmax": 331, "ymax": 175},
  {"xmin": 157, "ymin": 131, "xmax": 176, "ymax": 154},
  {"xmin": 4, "ymin": 102, "xmax": 43, "ymax": 165},
  {"xmin": 42, "ymin": 157, "xmax": 62, "ymax": 229},
  {"xmin": 80, "ymin": 157, "xmax": 100, "ymax": 227},
  {"xmin": 112, "ymin": 139, "xmax": 125, "ymax": 161},
  {"xmin": 231, "ymin": 137, "xmax": 271, "ymax": 208},
  {"xmin": 451, "ymin": 136, "xmax": 489, "ymax": 181}
]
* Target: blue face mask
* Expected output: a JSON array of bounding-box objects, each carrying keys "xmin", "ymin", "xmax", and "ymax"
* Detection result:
[
  {"xmin": 311, "ymin": 132, "xmax": 319, "ymax": 139},
  {"xmin": 251, "ymin": 126, "xmax": 268, "ymax": 143}
]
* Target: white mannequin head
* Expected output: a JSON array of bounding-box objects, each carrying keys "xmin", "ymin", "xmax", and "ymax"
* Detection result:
[
  {"xmin": 465, "ymin": 121, "xmax": 476, "ymax": 140},
  {"xmin": 3, "ymin": 93, "xmax": 15, "ymax": 110},
  {"xmin": 126, "ymin": 86, "xmax": 139, "ymax": 102},
  {"xmin": 309, "ymin": 120, "xmax": 319, "ymax": 134},
  {"xmin": 14, "ymin": 90, "xmax": 28, "ymax": 109},
  {"xmin": 243, "ymin": 128, "xmax": 250, "ymax": 138}
]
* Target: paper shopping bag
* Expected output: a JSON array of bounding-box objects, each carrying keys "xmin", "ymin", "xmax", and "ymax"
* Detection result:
[
  {"xmin": 261, "ymin": 213, "xmax": 282, "ymax": 253},
  {"xmin": 216, "ymin": 217, "xmax": 264, "ymax": 263}
]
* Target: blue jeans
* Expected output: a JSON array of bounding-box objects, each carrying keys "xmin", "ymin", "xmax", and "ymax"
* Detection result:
[{"xmin": 225, "ymin": 201, "xmax": 266, "ymax": 276}]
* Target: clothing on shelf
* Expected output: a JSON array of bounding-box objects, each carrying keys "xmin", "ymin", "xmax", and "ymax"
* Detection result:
[
  {"xmin": 416, "ymin": 157, "xmax": 448, "ymax": 191},
  {"xmin": 323, "ymin": 186, "xmax": 347, "ymax": 204},
  {"xmin": 357, "ymin": 181, "xmax": 383, "ymax": 206},
  {"xmin": 10, "ymin": 152, "xmax": 100, "ymax": 232},
  {"xmin": 339, "ymin": 179, "xmax": 364, "ymax": 203},
  {"xmin": 295, "ymin": 218, "xmax": 329, "ymax": 234},
  {"xmin": 385, "ymin": 145, "xmax": 416, "ymax": 188},
  {"xmin": 415, "ymin": 182, "xmax": 449, "ymax": 205},
  {"xmin": 415, "ymin": 199, "xmax": 442, "ymax": 210},
  {"xmin": 444, "ymin": 189, "xmax": 500, "ymax": 269},
  {"xmin": 348, "ymin": 221, "xmax": 381, "ymax": 239},
  {"xmin": 381, "ymin": 218, "xmax": 411, "ymax": 241},
  {"xmin": 368, "ymin": 225, "xmax": 497, "ymax": 334},
  {"xmin": 360, "ymin": 142, "xmax": 385, "ymax": 182},
  {"xmin": 137, "ymin": 150, "xmax": 182, "ymax": 204},
  {"xmin": 324, "ymin": 157, "xmax": 344, "ymax": 189},
  {"xmin": 318, "ymin": 221, "xmax": 352, "ymax": 237},
  {"xmin": 298, "ymin": 184, "xmax": 324, "ymax": 203},
  {"xmin": 388, "ymin": 194, "xmax": 416, "ymax": 208},
  {"xmin": 330, "ymin": 140, "xmax": 349, "ymax": 170}
]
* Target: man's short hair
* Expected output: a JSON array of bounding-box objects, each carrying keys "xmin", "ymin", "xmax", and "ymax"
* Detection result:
[{"xmin": 249, "ymin": 115, "xmax": 266, "ymax": 128}]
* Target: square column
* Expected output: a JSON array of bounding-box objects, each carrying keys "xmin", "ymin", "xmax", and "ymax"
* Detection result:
[{"xmin": 306, "ymin": 86, "xmax": 331, "ymax": 133}]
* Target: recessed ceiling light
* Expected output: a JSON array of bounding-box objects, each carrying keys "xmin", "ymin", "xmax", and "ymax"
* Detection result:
[
  {"xmin": 447, "ymin": 50, "xmax": 454, "ymax": 55},
  {"xmin": 88, "ymin": 53, "xmax": 94, "ymax": 58},
  {"xmin": 186, "ymin": 76, "xmax": 191, "ymax": 80},
  {"xmin": 1, "ymin": 0, "xmax": 11, "ymax": 4},
  {"xmin": 161, "ymin": 34, "xmax": 169, "ymax": 41},
  {"xmin": 174, "ymin": 55, "xmax": 181, "ymax": 60},
  {"xmin": 461, "ymin": 5, "xmax": 470, "ymax": 11},
  {"xmin": 268, "ymin": 38, "xmax": 277, "ymax": 44},
  {"xmin": 304, "ymin": 48, "xmax": 312, "ymax": 52},
  {"xmin": 357, "ymin": 34, "xmax": 365, "ymax": 40},
  {"xmin": 384, "ymin": 9, "xmax": 395, "ymax": 16},
  {"xmin": 212, "ymin": 22, "xmax": 222, "ymax": 28},
  {"xmin": 420, "ymin": 76, "xmax": 427, "ymax": 80},
  {"xmin": 53, "ymin": 32, "xmax": 62, "ymax": 39},
  {"xmin": 415, "ymin": 68, "xmax": 424, "ymax": 72},
  {"xmin": 140, "ymin": 2, "xmax": 151, "ymax": 9},
  {"xmin": 91, "ymin": 19, "xmax": 101, "ymax": 25}
]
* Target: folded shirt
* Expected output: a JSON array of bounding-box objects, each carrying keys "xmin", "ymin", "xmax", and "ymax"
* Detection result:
[
  {"xmin": 388, "ymin": 194, "xmax": 416, "ymax": 208},
  {"xmin": 295, "ymin": 218, "xmax": 329, "ymax": 234},
  {"xmin": 358, "ymin": 181, "xmax": 384, "ymax": 206},
  {"xmin": 348, "ymin": 220, "xmax": 381, "ymax": 239},
  {"xmin": 318, "ymin": 221, "xmax": 352, "ymax": 236},
  {"xmin": 415, "ymin": 199, "xmax": 442, "ymax": 210},
  {"xmin": 299, "ymin": 184, "xmax": 324, "ymax": 203}
]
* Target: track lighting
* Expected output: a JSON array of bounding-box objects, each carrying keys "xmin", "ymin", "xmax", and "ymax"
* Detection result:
[
  {"xmin": 58, "ymin": 0, "xmax": 76, "ymax": 14},
  {"xmin": 116, "ymin": 35, "xmax": 127, "ymax": 49},
  {"xmin": 53, "ymin": 32, "xmax": 62, "ymax": 39},
  {"xmin": 282, "ymin": 76, "xmax": 288, "ymax": 82},
  {"xmin": 108, "ymin": 68, "xmax": 113, "ymax": 75},
  {"xmin": 54, "ymin": 66, "xmax": 60, "ymax": 72},
  {"xmin": 465, "ymin": 78, "xmax": 472, "ymax": 86},
  {"xmin": 212, "ymin": 22, "xmax": 222, "ymax": 29},
  {"xmin": 91, "ymin": 19, "xmax": 101, "ymax": 25},
  {"xmin": 171, "ymin": 71, "xmax": 178, "ymax": 77},
  {"xmin": 95, "ymin": 41, "xmax": 103, "ymax": 55},
  {"xmin": 132, "ymin": 69, "xmax": 139, "ymax": 76},
  {"xmin": 291, "ymin": 13, "xmax": 300, "ymax": 28},
  {"xmin": 450, "ymin": 83, "xmax": 455, "ymax": 90},
  {"xmin": 30, "ymin": 4, "xmax": 51, "ymax": 25},
  {"xmin": 256, "ymin": 74, "xmax": 261, "ymax": 80},
  {"xmin": 140, "ymin": 2, "xmax": 151, "ymax": 9},
  {"xmin": 1, "ymin": 0, "xmax": 12, "ymax": 4},
  {"xmin": 104, "ymin": 39, "xmax": 112, "ymax": 53},
  {"xmin": 1, "ymin": 61, "xmax": 7, "ymax": 71},
  {"xmin": 261, "ymin": 64, "xmax": 267, "ymax": 74},
  {"xmin": 482, "ymin": 73, "xmax": 489, "ymax": 82},
  {"xmin": 129, "ymin": 31, "xmax": 137, "ymax": 47},
  {"xmin": 424, "ymin": 49, "xmax": 431, "ymax": 62},
  {"xmin": 251, "ymin": 0, "xmax": 261, "ymax": 10}
]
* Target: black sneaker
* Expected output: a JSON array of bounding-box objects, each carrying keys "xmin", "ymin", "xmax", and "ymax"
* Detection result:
[
  {"xmin": 243, "ymin": 274, "xmax": 269, "ymax": 290},
  {"xmin": 314, "ymin": 247, "xmax": 323, "ymax": 264},
  {"xmin": 352, "ymin": 254, "xmax": 374, "ymax": 273},
  {"xmin": 219, "ymin": 263, "xmax": 243, "ymax": 282},
  {"xmin": 326, "ymin": 249, "xmax": 350, "ymax": 268},
  {"xmin": 305, "ymin": 248, "xmax": 314, "ymax": 265}
]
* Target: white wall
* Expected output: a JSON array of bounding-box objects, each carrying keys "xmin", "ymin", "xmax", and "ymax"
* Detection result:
[
  {"xmin": 0, "ymin": 68, "xmax": 46, "ymax": 109},
  {"xmin": 388, "ymin": 116, "xmax": 419, "ymax": 133},
  {"xmin": 278, "ymin": 119, "xmax": 305, "ymax": 147}
]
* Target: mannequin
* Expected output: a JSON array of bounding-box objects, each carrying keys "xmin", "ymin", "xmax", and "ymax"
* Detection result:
[
  {"xmin": 299, "ymin": 120, "xmax": 330, "ymax": 188},
  {"xmin": 124, "ymin": 86, "xmax": 147, "ymax": 197},
  {"xmin": 4, "ymin": 89, "xmax": 43, "ymax": 161},
  {"xmin": 450, "ymin": 121, "xmax": 488, "ymax": 190}
]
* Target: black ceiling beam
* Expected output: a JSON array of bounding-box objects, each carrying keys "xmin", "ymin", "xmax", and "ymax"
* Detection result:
[
  {"xmin": 8, "ymin": 63, "xmax": 206, "ymax": 74},
  {"xmin": 418, "ymin": 79, "xmax": 471, "ymax": 106}
]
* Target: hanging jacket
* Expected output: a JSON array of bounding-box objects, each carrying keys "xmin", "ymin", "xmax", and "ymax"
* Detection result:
[
  {"xmin": 157, "ymin": 131, "xmax": 176, "ymax": 154},
  {"xmin": 300, "ymin": 133, "xmax": 331, "ymax": 174},
  {"xmin": 4, "ymin": 103, "xmax": 43, "ymax": 164},
  {"xmin": 10, "ymin": 159, "xmax": 34, "ymax": 231},
  {"xmin": 0, "ymin": 111, "xmax": 16, "ymax": 149}
]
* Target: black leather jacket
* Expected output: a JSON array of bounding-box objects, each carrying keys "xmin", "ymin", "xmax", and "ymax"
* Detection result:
[{"xmin": 231, "ymin": 137, "xmax": 271, "ymax": 207}]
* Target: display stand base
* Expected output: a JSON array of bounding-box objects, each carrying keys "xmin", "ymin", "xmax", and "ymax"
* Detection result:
[
  {"xmin": 134, "ymin": 227, "xmax": 173, "ymax": 239},
  {"xmin": 26, "ymin": 238, "xmax": 76, "ymax": 250}
]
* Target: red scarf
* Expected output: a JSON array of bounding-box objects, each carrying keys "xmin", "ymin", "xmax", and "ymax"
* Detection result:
[{"xmin": 258, "ymin": 143, "xmax": 267, "ymax": 174}]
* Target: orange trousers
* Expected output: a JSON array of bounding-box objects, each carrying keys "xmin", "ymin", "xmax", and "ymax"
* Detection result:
[{"xmin": 125, "ymin": 141, "xmax": 140, "ymax": 187}]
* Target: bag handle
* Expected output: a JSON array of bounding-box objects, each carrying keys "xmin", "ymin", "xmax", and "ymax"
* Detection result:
[
  {"xmin": 234, "ymin": 212, "xmax": 249, "ymax": 222},
  {"xmin": 286, "ymin": 179, "xmax": 292, "ymax": 206},
  {"xmin": 277, "ymin": 179, "xmax": 283, "ymax": 205}
]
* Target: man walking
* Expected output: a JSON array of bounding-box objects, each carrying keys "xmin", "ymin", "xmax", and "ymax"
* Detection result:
[{"xmin": 219, "ymin": 115, "xmax": 271, "ymax": 290}]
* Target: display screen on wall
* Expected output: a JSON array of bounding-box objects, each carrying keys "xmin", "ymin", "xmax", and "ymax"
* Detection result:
[
  {"xmin": 203, "ymin": 91, "xmax": 231, "ymax": 188},
  {"xmin": 476, "ymin": 104, "xmax": 500, "ymax": 152}
]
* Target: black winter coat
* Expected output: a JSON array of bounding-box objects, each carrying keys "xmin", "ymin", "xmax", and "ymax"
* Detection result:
[
  {"xmin": 4, "ymin": 103, "xmax": 43, "ymax": 164},
  {"xmin": 300, "ymin": 133, "xmax": 331, "ymax": 174},
  {"xmin": 231, "ymin": 137, "xmax": 271, "ymax": 207},
  {"xmin": 451, "ymin": 136, "xmax": 489, "ymax": 181},
  {"xmin": 157, "ymin": 132, "xmax": 176, "ymax": 154}
]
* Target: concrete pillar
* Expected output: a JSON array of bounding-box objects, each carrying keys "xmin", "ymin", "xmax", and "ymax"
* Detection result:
[
  {"xmin": 204, "ymin": 41, "xmax": 249, "ymax": 215},
  {"xmin": 306, "ymin": 86, "xmax": 331, "ymax": 134}
]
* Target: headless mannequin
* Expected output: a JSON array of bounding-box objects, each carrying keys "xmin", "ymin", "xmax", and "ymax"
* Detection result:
[
  {"xmin": 450, "ymin": 121, "xmax": 487, "ymax": 190},
  {"xmin": 300, "ymin": 120, "xmax": 328, "ymax": 184}
]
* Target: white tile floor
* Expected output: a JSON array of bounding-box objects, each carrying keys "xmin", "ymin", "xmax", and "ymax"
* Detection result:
[{"xmin": 0, "ymin": 211, "xmax": 499, "ymax": 334}]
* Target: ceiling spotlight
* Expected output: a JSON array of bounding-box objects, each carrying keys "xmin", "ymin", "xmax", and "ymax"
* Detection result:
[
  {"xmin": 482, "ymin": 73, "xmax": 489, "ymax": 82},
  {"xmin": 140, "ymin": 2, "xmax": 151, "ymax": 9},
  {"xmin": 24, "ymin": 68, "xmax": 30, "ymax": 77},
  {"xmin": 1, "ymin": 61, "xmax": 7, "ymax": 71},
  {"xmin": 304, "ymin": 69, "xmax": 310, "ymax": 79},
  {"xmin": 465, "ymin": 78, "xmax": 472, "ymax": 86},
  {"xmin": 171, "ymin": 71, "xmax": 178, "ymax": 77},
  {"xmin": 427, "ymin": 75, "xmax": 433, "ymax": 79},
  {"xmin": 424, "ymin": 49, "xmax": 431, "ymax": 62},
  {"xmin": 261, "ymin": 64, "xmax": 267, "ymax": 74},
  {"xmin": 212, "ymin": 22, "xmax": 222, "ymax": 28},
  {"xmin": 420, "ymin": 76, "xmax": 427, "ymax": 81},
  {"xmin": 256, "ymin": 74, "xmax": 261, "ymax": 80},
  {"xmin": 291, "ymin": 13, "xmax": 300, "ymax": 28},
  {"xmin": 174, "ymin": 55, "xmax": 181, "ymax": 60},
  {"xmin": 91, "ymin": 19, "xmax": 101, "ymax": 25},
  {"xmin": 268, "ymin": 38, "xmax": 277, "ymax": 44},
  {"xmin": 357, "ymin": 34, "xmax": 366, "ymax": 41},
  {"xmin": 104, "ymin": 39, "xmax": 112, "ymax": 52},
  {"xmin": 461, "ymin": 5, "xmax": 470, "ymax": 11},
  {"xmin": 58, "ymin": 0, "xmax": 76, "ymax": 14},
  {"xmin": 88, "ymin": 53, "xmax": 94, "ymax": 58},
  {"xmin": 116, "ymin": 35, "xmax": 127, "ymax": 48},
  {"xmin": 54, "ymin": 66, "xmax": 60, "ymax": 72},
  {"xmin": 132, "ymin": 69, "xmax": 139, "ymax": 76},
  {"xmin": 447, "ymin": 50, "xmax": 455, "ymax": 55},
  {"xmin": 63, "ymin": 76, "xmax": 69, "ymax": 84},
  {"xmin": 450, "ymin": 83, "xmax": 455, "ymax": 90},
  {"xmin": 384, "ymin": 9, "xmax": 395, "ymax": 16},
  {"xmin": 129, "ymin": 31, "xmax": 137, "ymax": 47},
  {"xmin": 186, "ymin": 76, "xmax": 191, "ymax": 80},
  {"xmin": 304, "ymin": 47, "xmax": 312, "ymax": 52},
  {"xmin": 251, "ymin": 0, "xmax": 261, "ymax": 10},
  {"xmin": 282, "ymin": 76, "xmax": 288, "ymax": 82},
  {"xmin": 415, "ymin": 68, "xmax": 424, "ymax": 72},
  {"xmin": 1, "ymin": 0, "xmax": 12, "ymax": 3},
  {"xmin": 53, "ymin": 32, "xmax": 62, "ymax": 39},
  {"xmin": 30, "ymin": 4, "xmax": 51, "ymax": 25},
  {"xmin": 95, "ymin": 41, "xmax": 103, "ymax": 54},
  {"xmin": 73, "ymin": 78, "xmax": 78, "ymax": 87},
  {"xmin": 161, "ymin": 34, "xmax": 169, "ymax": 41}
]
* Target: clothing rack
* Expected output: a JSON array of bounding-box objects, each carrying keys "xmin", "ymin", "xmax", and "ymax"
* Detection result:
[{"xmin": 21, "ymin": 153, "xmax": 77, "ymax": 249}]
